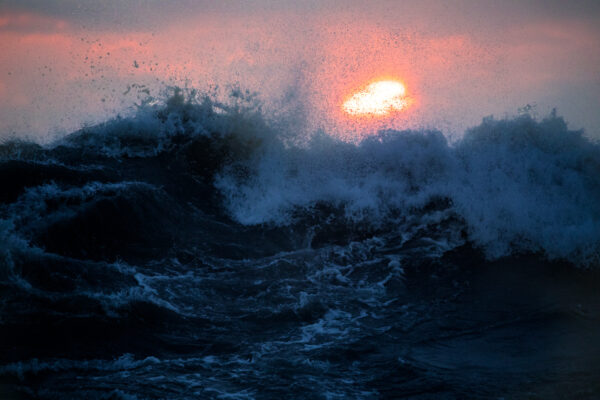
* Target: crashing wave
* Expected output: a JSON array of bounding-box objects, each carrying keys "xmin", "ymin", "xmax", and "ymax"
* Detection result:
[{"xmin": 1, "ymin": 89, "xmax": 599, "ymax": 266}]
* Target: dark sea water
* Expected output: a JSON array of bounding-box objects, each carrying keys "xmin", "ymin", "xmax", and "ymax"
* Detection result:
[{"xmin": 1, "ymin": 91, "xmax": 600, "ymax": 399}]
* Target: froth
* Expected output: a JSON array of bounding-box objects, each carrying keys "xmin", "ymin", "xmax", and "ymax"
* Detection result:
[{"xmin": 216, "ymin": 113, "xmax": 600, "ymax": 266}]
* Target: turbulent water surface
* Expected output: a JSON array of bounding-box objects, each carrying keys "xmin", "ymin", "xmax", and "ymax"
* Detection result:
[{"xmin": 1, "ymin": 92, "xmax": 600, "ymax": 399}]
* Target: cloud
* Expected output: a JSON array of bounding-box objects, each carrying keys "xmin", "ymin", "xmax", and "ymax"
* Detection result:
[{"xmin": 0, "ymin": 11, "xmax": 68, "ymax": 32}]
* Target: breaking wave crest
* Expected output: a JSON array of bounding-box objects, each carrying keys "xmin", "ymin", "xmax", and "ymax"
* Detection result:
[
  {"xmin": 1, "ymin": 88, "xmax": 599, "ymax": 267},
  {"xmin": 217, "ymin": 113, "xmax": 600, "ymax": 266}
]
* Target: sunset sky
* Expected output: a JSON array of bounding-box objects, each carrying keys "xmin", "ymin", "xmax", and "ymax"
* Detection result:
[{"xmin": 1, "ymin": 0, "xmax": 599, "ymax": 141}]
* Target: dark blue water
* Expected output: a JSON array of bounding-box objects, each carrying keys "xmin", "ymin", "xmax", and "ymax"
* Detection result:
[{"xmin": 1, "ymin": 91, "xmax": 599, "ymax": 399}]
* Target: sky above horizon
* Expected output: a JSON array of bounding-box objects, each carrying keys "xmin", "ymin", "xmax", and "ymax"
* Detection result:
[{"xmin": 1, "ymin": 0, "xmax": 599, "ymax": 141}]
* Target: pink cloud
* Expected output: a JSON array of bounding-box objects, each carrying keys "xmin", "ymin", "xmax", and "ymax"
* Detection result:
[{"xmin": 0, "ymin": 11, "xmax": 68, "ymax": 32}]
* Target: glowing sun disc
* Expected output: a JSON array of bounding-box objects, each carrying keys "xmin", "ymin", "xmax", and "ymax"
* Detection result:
[{"xmin": 343, "ymin": 80, "xmax": 408, "ymax": 116}]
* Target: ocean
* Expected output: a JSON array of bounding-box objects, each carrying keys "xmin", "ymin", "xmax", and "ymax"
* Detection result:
[{"xmin": 1, "ymin": 89, "xmax": 599, "ymax": 399}]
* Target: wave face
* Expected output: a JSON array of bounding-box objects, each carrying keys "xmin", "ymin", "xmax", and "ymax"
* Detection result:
[{"xmin": 1, "ymin": 90, "xmax": 600, "ymax": 399}]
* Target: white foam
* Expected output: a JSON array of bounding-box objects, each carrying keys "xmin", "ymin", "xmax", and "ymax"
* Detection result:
[{"xmin": 216, "ymin": 114, "xmax": 600, "ymax": 266}]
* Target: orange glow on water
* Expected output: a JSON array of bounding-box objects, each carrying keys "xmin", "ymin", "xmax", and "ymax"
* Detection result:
[{"xmin": 343, "ymin": 80, "xmax": 409, "ymax": 117}]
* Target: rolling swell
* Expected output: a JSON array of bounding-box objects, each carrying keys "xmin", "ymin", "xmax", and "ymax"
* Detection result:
[{"xmin": 1, "ymin": 90, "xmax": 600, "ymax": 399}]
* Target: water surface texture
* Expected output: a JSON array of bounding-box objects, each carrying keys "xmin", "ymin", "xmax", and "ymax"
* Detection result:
[{"xmin": 1, "ymin": 93, "xmax": 599, "ymax": 398}]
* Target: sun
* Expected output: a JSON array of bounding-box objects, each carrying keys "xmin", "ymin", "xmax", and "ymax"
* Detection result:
[{"xmin": 343, "ymin": 80, "xmax": 409, "ymax": 117}]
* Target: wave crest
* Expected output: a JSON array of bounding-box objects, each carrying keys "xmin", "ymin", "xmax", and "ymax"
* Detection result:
[
  {"xmin": 1, "ymin": 89, "xmax": 599, "ymax": 266},
  {"xmin": 217, "ymin": 113, "xmax": 600, "ymax": 266}
]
